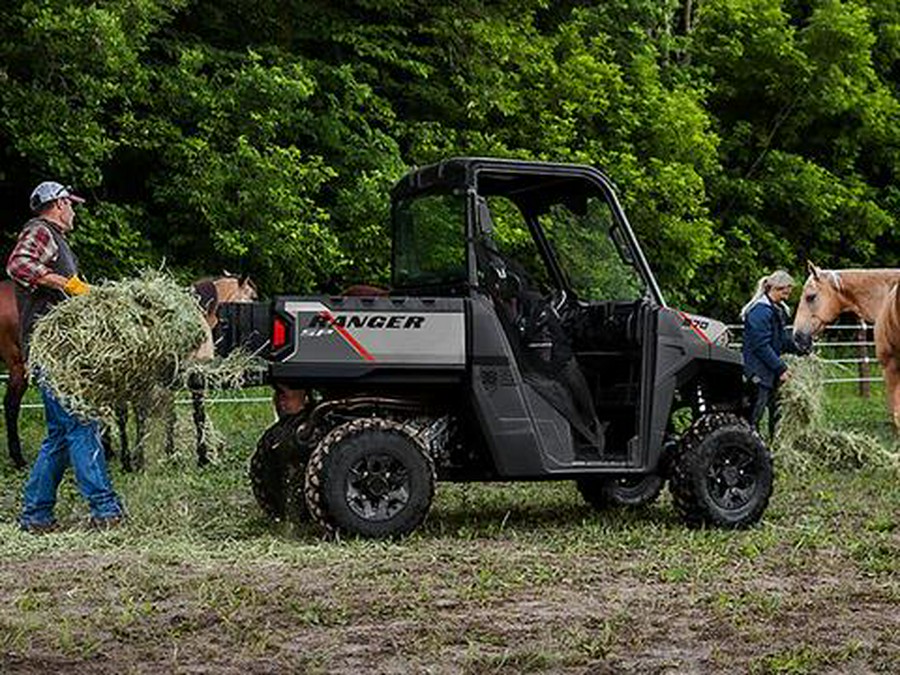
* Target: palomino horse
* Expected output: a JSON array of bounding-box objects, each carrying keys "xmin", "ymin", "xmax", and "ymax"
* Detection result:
[
  {"xmin": 792, "ymin": 262, "xmax": 900, "ymax": 427},
  {"xmin": 0, "ymin": 274, "xmax": 257, "ymax": 470}
]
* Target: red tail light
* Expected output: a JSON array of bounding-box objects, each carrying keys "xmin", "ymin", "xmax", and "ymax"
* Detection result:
[{"xmin": 272, "ymin": 315, "xmax": 288, "ymax": 349}]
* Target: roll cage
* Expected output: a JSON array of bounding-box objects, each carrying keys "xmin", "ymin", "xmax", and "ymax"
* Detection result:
[{"xmin": 390, "ymin": 157, "xmax": 665, "ymax": 306}]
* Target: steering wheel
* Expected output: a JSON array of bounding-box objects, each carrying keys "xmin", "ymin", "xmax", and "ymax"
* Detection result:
[
  {"xmin": 515, "ymin": 287, "xmax": 565, "ymax": 343},
  {"xmin": 549, "ymin": 288, "xmax": 568, "ymax": 315}
]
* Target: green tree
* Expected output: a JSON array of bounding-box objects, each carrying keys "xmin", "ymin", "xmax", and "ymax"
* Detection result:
[
  {"xmin": 3, "ymin": 0, "xmax": 900, "ymax": 318},
  {"xmin": 694, "ymin": 0, "xmax": 900, "ymax": 315}
]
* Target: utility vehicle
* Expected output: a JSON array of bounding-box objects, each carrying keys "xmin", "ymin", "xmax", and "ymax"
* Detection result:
[{"xmin": 219, "ymin": 157, "xmax": 771, "ymax": 538}]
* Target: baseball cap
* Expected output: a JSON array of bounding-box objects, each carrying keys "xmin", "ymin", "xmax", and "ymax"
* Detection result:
[{"xmin": 29, "ymin": 181, "xmax": 86, "ymax": 212}]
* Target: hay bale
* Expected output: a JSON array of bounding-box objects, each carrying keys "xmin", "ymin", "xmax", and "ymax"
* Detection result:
[
  {"xmin": 30, "ymin": 270, "xmax": 215, "ymax": 422},
  {"xmin": 776, "ymin": 355, "xmax": 825, "ymax": 431}
]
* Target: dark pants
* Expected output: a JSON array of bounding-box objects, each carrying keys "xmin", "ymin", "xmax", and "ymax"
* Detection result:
[{"xmin": 750, "ymin": 382, "xmax": 780, "ymax": 439}]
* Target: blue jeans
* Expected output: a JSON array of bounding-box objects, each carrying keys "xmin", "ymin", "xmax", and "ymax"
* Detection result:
[{"xmin": 20, "ymin": 384, "xmax": 124, "ymax": 528}]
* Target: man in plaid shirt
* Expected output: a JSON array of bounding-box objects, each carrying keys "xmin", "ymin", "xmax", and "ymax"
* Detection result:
[
  {"xmin": 7, "ymin": 181, "xmax": 124, "ymax": 533},
  {"xmin": 6, "ymin": 217, "xmax": 85, "ymax": 290}
]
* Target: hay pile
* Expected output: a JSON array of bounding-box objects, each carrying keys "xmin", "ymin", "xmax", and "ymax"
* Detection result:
[
  {"xmin": 29, "ymin": 270, "xmax": 256, "ymax": 424},
  {"xmin": 774, "ymin": 355, "xmax": 899, "ymax": 471}
]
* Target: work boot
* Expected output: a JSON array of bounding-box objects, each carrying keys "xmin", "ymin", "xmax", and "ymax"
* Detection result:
[
  {"xmin": 21, "ymin": 520, "xmax": 59, "ymax": 535},
  {"xmin": 89, "ymin": 515, "xmax": 126, "ymax": 531}
]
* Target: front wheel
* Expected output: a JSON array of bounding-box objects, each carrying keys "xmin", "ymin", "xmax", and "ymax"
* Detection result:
[
  {"xmin": 669, "ymin": 412, "xmax": 773, "ymax": 528},
  {"xmin": 304, "ymin": 418, "xmax": 435, "ymax": 539}
]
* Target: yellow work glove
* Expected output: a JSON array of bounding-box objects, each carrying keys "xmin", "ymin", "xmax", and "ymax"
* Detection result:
[{"xmin": 63, "ymin": 275, "xmax": 90, "ymax": 296}]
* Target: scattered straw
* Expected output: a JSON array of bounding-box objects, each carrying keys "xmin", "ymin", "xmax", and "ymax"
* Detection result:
[{"xmin": 774, "ymin": 355, "xmax": 899, "ymax": 471}]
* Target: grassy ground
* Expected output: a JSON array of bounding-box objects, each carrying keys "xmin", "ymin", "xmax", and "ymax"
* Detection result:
[{"xmin": 1, "ymin": 386, "xmax": 899, "ymax": 674}]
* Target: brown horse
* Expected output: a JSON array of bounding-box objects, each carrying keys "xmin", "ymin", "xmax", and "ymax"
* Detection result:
[
  {"xmin": 792, "ymin": 262, "xmax": 900, "ymax": 427},
  {"xmin": 0, "ymin": 281, "xmax": 27, "ymax": 468},
  {"xmin": 0, "ymin": 274, "xmax": 257, "ymax": 469}
]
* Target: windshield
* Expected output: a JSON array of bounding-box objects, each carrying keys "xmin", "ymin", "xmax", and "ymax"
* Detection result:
[{"xmin": 392, "ymin": 192, "xmax": 467, "ymax": 290}]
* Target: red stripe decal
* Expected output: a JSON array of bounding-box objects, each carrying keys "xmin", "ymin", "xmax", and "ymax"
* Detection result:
[
  {"xmin": 319, "ymin": 310, "xmax": 376, "ymax": 361},
  {"xmin": 676, "ymin": 311, "xmax": 712, "ymax": 345}
]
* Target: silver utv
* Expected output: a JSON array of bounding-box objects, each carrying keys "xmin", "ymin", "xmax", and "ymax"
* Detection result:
[{"xmin": 222, "ymin": 158, "xmax": 772, "ymax": 539}]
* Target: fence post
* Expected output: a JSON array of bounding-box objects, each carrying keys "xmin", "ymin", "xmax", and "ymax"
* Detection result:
[{"xmin": 858, "ymin": 321, "xmax": 870, "ymax": 399}]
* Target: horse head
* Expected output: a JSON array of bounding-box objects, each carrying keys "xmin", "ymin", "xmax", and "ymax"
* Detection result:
[
  {"xmin": 792, "ymin": 261, "xmax": 846, "ymax": 354},
  {"xmin": 192, "ymin": 274, "xmax": 259, "ymax": 351},
  {"xmin": 214, "ymin": 272, "xmax": 258, "ymax": 304}
]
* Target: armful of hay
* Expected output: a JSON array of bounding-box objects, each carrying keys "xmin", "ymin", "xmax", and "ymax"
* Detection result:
[{"xmin": 28, "ymin": 270, "xmax": 255, "ymax": 421}]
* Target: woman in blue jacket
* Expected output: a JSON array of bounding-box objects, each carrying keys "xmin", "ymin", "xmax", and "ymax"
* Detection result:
[{"xmin": 741, "ymin": 270, "xmax": 798, "ymax": 438}]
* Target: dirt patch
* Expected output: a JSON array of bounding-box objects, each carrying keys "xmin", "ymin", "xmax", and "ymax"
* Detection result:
[{"xmin": 2, "ymin": 545, "xmax": 899, "ymax": 674}]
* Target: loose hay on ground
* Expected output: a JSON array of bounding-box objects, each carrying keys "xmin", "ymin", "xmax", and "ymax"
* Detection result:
[{"xmin": 774, "ymin": 355, "xmax": 899, "ymax": 471}]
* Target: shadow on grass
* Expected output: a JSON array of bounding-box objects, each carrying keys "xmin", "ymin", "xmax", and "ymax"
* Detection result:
[
  {"xmin": 422, "ymin": 490, "xmax": 683, "ymax": 539},
  {"xmin": 167, "ymin": 476, "xmax": 688, "ymax": 546}
]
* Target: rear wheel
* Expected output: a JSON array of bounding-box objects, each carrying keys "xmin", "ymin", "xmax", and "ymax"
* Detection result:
[
  {"xmin": 250, "ymin": 412, "xmax": 311, "ymax": 521},
  {"xmin": 304, "ymin": 418, "xmax": 435, "ymax": 539},
  {"xmin": 576, "ymin": 474, "xmax": 664, "ymax": 510},
  {"xmin": 669, "ymin": 412, "xmax": 773, "ymax": 528}
]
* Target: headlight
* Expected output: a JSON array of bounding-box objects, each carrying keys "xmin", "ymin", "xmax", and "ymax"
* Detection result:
[{"xmin": 714, "ymin": 327, "xmax": 730, "ymax": 347}]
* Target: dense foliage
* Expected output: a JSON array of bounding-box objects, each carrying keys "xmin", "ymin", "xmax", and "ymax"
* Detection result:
[{"xmin": 2, "ymin": 0, "xmax": 900, "ymax": 315}]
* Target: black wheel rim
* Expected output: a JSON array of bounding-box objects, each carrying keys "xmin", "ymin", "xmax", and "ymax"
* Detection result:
[
  {"xmin": 615, "ymin": 475, "xmax": 654, "ymax": 495},
  {"xmin": 345, "ymin": 453, "xmax": 410, "ymax": 522},
  {"xmin": 613, "ymin": 476, "xmax": 655, "ymax": 503},
  {"xmin": 706, "ymin": 443, "xmax": 759, "ymax": 511}
]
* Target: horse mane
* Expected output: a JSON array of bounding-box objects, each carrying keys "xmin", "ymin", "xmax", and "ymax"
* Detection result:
[
  {"xmin": 192, "ymin": 273, "xmax": 247, "ymax": 286},
  {"xmin": 873, "ymin": 273, "xmax": 900, "ymax": 352},
  {"xmin": 820, "ymin": 269, "xmax": 842, "ymax": 291},
  {"xmin": 811, "ymin": 268, "xmax": 900, "ymax": 324},
  {"xmin": 193, "ymin": 279, "xmax": 218, "ymax": 313}
]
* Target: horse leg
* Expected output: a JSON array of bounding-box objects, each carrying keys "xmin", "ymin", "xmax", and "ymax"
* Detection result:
[
  {"xmin": 100, "ymin": 424, "xmax": 114, "ymax": 462},
  {"xmin": 192, "ymin": 388, "xmax": 209, "ymax": 467},
  {"xmin": 164, "ymin": 390, "xmax": 176, "ymax": 457},
  {"xmin": 134, "ymin": 404, "xmax": 148, "ymax": 471},
  {"xmin": 4, "ymin": 364, "xmax": 27, "ymax": 469},
  {"xmin": 884, "ymin": 365, "xmax": 900, "ymax": 433},
  {"xmin": 184, "ymin": 370, "xmax": 211, "ymax": 467},
  {"xmin": 116, "ymin": 403, "xmax": 132, "ymax": 472}
]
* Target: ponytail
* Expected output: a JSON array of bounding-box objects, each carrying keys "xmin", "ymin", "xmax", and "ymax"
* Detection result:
[{"xmin": 740, "ymin": 270, "xmax": 795, "ymax": 320}]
